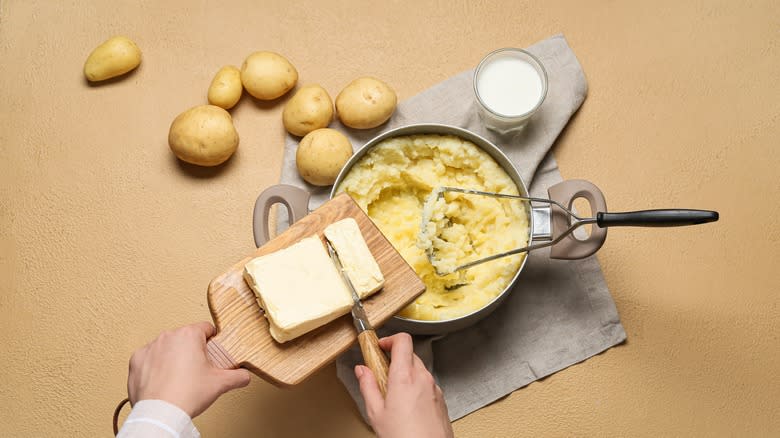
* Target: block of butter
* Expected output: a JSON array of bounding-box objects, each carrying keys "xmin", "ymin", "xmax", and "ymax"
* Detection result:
[
  {"xmin": 243, "ymin": 235, "xmax": 352, "ymax": 343},
  {"xmin": 324, "ymin": 218, "xmax": 384, "ymax": 299},
  {"xmin": 243, "ymin": 219, "xmax": 384, "ymax": 343}
]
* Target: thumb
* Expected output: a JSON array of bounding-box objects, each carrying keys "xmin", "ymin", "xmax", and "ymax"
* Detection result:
[
  {"xmin": 355, "ymin": 365, "xmax": 384, "ymax": 419},
  {"xmin": 217, "ymin": 369, "xmax": 252, "ymax": 393}
]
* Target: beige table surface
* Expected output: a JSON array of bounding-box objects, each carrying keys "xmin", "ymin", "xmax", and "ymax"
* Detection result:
[{"xmin": 1, "ymin": 1, "xmax": 778, "ymax": 436}]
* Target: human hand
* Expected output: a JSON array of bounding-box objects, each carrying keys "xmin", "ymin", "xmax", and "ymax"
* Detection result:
[
  {"xmin": 355, "ymin": 333, "xmax": 453, "ymax": 438},
  {"xmin": 127, "ymin": 322, "xmax": 251, "ymax": 418}
]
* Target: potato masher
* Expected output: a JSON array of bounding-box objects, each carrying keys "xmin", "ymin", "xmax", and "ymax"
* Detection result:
[{"xmin": 421, "ymin": 182, "xmax": 719, "ymax": 276}]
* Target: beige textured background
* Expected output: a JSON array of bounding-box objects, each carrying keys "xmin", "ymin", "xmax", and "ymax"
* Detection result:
[{"xmin": 1, "ymin": 0, "xmax": 778, "ymax": 436}]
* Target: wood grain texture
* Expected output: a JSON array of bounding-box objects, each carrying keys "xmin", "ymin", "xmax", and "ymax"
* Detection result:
[
  {"xmin": 357, "ymin": 330, "xmax": 389, "ymax": 397},
  {"xmin": 206, "ymin": 193, "xmax": 425, "ymax": 386}
]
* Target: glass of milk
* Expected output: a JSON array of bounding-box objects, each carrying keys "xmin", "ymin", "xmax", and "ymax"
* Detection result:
[{"xmin": 474, "ymin": 48, "xmax": 548, "ymax": 133}]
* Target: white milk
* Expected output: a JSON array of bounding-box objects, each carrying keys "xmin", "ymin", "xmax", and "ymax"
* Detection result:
[{"xmin": 476, "ymin": 54, "xmax": 544, "ymax": 117}]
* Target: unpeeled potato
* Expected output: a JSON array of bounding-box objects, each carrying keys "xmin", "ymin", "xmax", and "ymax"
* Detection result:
[
  {"xmin": 335, "ymin": 77, "xmax": 397, "ymax": 129},
  {"xmin": 168, "ymin": 105, "xmax": 239, "ymax": 167},
  {"xmin": 84, "ymin": 36, "xmax": 142, "ymax": 82},
  {"xmin": 240, "ymin": 51, "xmax": 298, "ymax": 100},
  {"xmin": 208, "ymin": 66, "xmax": 242, "ymax": 110},
  {"xmin": 282, "ymin": 85, "xmax": 334, "ymax": 136},
  {"xmin": 296, "ymin": 128, "xmax": 353, "ymax": 186}
]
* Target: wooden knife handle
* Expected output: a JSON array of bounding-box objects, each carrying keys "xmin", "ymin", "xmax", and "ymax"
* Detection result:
[{"xmin": 358, "ymin": 329, "xmax": 390, "ymax": 396}]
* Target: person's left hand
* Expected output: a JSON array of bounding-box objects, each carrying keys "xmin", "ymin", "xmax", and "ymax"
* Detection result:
[{"xmin": 127, "ymin": 322, "xmax": 251, "ymax": 418}]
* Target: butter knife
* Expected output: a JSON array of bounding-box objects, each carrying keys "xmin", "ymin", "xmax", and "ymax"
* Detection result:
[{"xmin": 326, "ymin": 240, "xmax": 390, "ymax": 396}]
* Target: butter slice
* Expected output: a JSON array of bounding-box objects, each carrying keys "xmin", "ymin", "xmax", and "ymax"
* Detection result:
[
  {"xmin": 243, "ymin": 235, "xmax": 352, "ymax": 343},
  {"xmin": 323, "ymin": 218, "xmax": 385, "ymax": 298}
]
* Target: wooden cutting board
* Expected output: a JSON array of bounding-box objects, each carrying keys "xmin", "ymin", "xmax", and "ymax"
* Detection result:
[{"xmin": 205, "ymin": 193, "xmax": 425, "ymax": 386}]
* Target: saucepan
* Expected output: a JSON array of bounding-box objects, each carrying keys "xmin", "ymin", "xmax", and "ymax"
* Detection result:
[{"xmin": 253, "ymin": 124, "xmax": 718, "ymax": 335}]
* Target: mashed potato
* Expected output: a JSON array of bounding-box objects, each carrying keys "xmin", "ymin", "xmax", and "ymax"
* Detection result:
[{"xmin": 336, "ymin": 134, "xmax": 529, "ymax": 321}]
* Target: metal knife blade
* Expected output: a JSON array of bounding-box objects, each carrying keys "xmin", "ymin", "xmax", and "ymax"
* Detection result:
[
  {"xmin": 326, "ymin": 240, "xmax": 372, "ymax": 333},
  {"xmin": 325, "ymin": 238, "xmax": 389, "ymax": 396}
]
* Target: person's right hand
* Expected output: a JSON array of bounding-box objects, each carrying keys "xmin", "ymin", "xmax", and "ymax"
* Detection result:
[{"xmin": 355, "ymin": 333, "xmax": 454, "ymax": 438}]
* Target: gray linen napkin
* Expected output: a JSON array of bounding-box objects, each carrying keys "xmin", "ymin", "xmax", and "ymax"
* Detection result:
[{"xmin": 278, "ymin": 34, "xmax": 626, "ymax": 422}]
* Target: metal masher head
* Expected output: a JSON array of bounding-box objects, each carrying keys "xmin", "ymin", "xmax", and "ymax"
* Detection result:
[{"xmin": 418, "ymin": 186, "xmax": 596, "ymax": 276}]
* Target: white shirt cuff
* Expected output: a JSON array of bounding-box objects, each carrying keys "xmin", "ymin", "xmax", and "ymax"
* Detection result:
[{"xmin": 117, "ymin": 399, "xmax": 200, "ymax": 438}]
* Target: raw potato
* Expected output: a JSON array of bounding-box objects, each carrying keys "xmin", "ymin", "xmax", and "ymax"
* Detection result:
[
  {"xmin": 84, "ymin": 36, "xmax": 142, "ymax": 82},
  {"xmin": 208, "ymin": 66, "xmax": 242, "ymax": 110},
  {"xmin": 336, "ymin": 77, "xmax": 397, "ymax": 129},
  {"xmin": 240, "ymin": 51, "xmax": 298, "ymax": 100},
  {"xmin": 168, "ymin": 105, "xmax": 239, "ymax": 167},
  {"xmin": 296, "ymin": 128, "xmax": 353, "ymax": 186},
  {"xmin": 282, "ymin": 84, "xmax": 334, "ymax": 136}
]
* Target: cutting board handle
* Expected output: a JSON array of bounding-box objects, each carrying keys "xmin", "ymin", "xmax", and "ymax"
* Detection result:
[
  {"xmin": 253, "ymin": 184, "xmax": 311, "ymax": 247},
  {"xmin": 206, "ymin": 332, "xmax": 239, "ymax": 370}
]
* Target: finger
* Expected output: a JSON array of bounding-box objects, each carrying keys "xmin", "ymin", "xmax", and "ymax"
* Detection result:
[
  {"xmin": 128, "ymin": 347, "xmax": 144, "ymax": 371},
  {"xmin": 377, "ymin": 335, "xmax": 402, "ymax": 352},
  {"xmin": 127, "ymin": 383, "xmax": 136, "ymax": 405},
  {"xmin": 355, "ymin": 365, "xmax": 384, "ymax": 418},
  {"xmin": 127, "ymin": 370, "xmax": 136, "ymax": 404},
  {"xmin": 127, "ymin": 345, "xmax": 145, "ymax": 398},
  {"xmin": 218, "ymin": 369, "xmax": 252, "ymax": 393},
  {"xmin": 191, "ymin": 321, "xmax": 217, "ymax": 340},
  {"xmin": 437, "ymin": 385, "xmax": 451, "ymax": 420},
  {"xmin": 412, "ymin": 353, "xmax": 426, "ymax": 372},
  {"xmin": 413, "ymin": 355, "xmax": 437, "ymax": 387},
  {"xmin": 380, "ymin": 333, "xmax": 414, "ymax": 371}
]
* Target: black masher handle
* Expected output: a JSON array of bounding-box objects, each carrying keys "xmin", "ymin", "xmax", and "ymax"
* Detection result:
[{"xmin": 596, "ymin": 209, "xmax": 719, "ymax": 227}]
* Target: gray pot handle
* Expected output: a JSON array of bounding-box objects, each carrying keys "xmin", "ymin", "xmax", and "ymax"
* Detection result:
[
  {"xmin": 252, "ymin": 184, "xmax": 311, "ymax": 247},
  {"xmin": 547, "ymin": 179, "xmax": 608, "ymax": 260}
]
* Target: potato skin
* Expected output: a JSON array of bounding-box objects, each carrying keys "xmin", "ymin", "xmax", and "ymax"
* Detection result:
[
  {"xmin": 208, "ymin": 66, "xmax": 242, "ymax": 109},
  {"xmin": 282, "ymin": 84, "xmax": 334, "ymax": 136},
  {"xmin": 84, "ymin": 36, "xmax": 142, "ymax": 82},
  {"xmin": 168, "ymin": 105, "xmax": 239, "ymax": 167},
  {"xmin": 240, "ymin": 51, "xmax": 298, "ymax": 100},
  {"xmin": 296, "ymin": 128, "xmax": 353, "ymax": 186},
  {"xmin": 335, "ymin": 77, "xmax": 397, "ymax": 129}
]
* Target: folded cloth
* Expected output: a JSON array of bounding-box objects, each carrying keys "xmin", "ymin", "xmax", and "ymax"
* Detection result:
[{"xmin": 278, "ymin": 34, "xmax": 626, "ymax": 422}]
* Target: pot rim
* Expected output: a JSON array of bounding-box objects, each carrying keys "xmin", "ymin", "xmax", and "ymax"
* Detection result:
[{"xmin": 330, "ymin": 123, "xmax": 532, "ymax": 328}]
